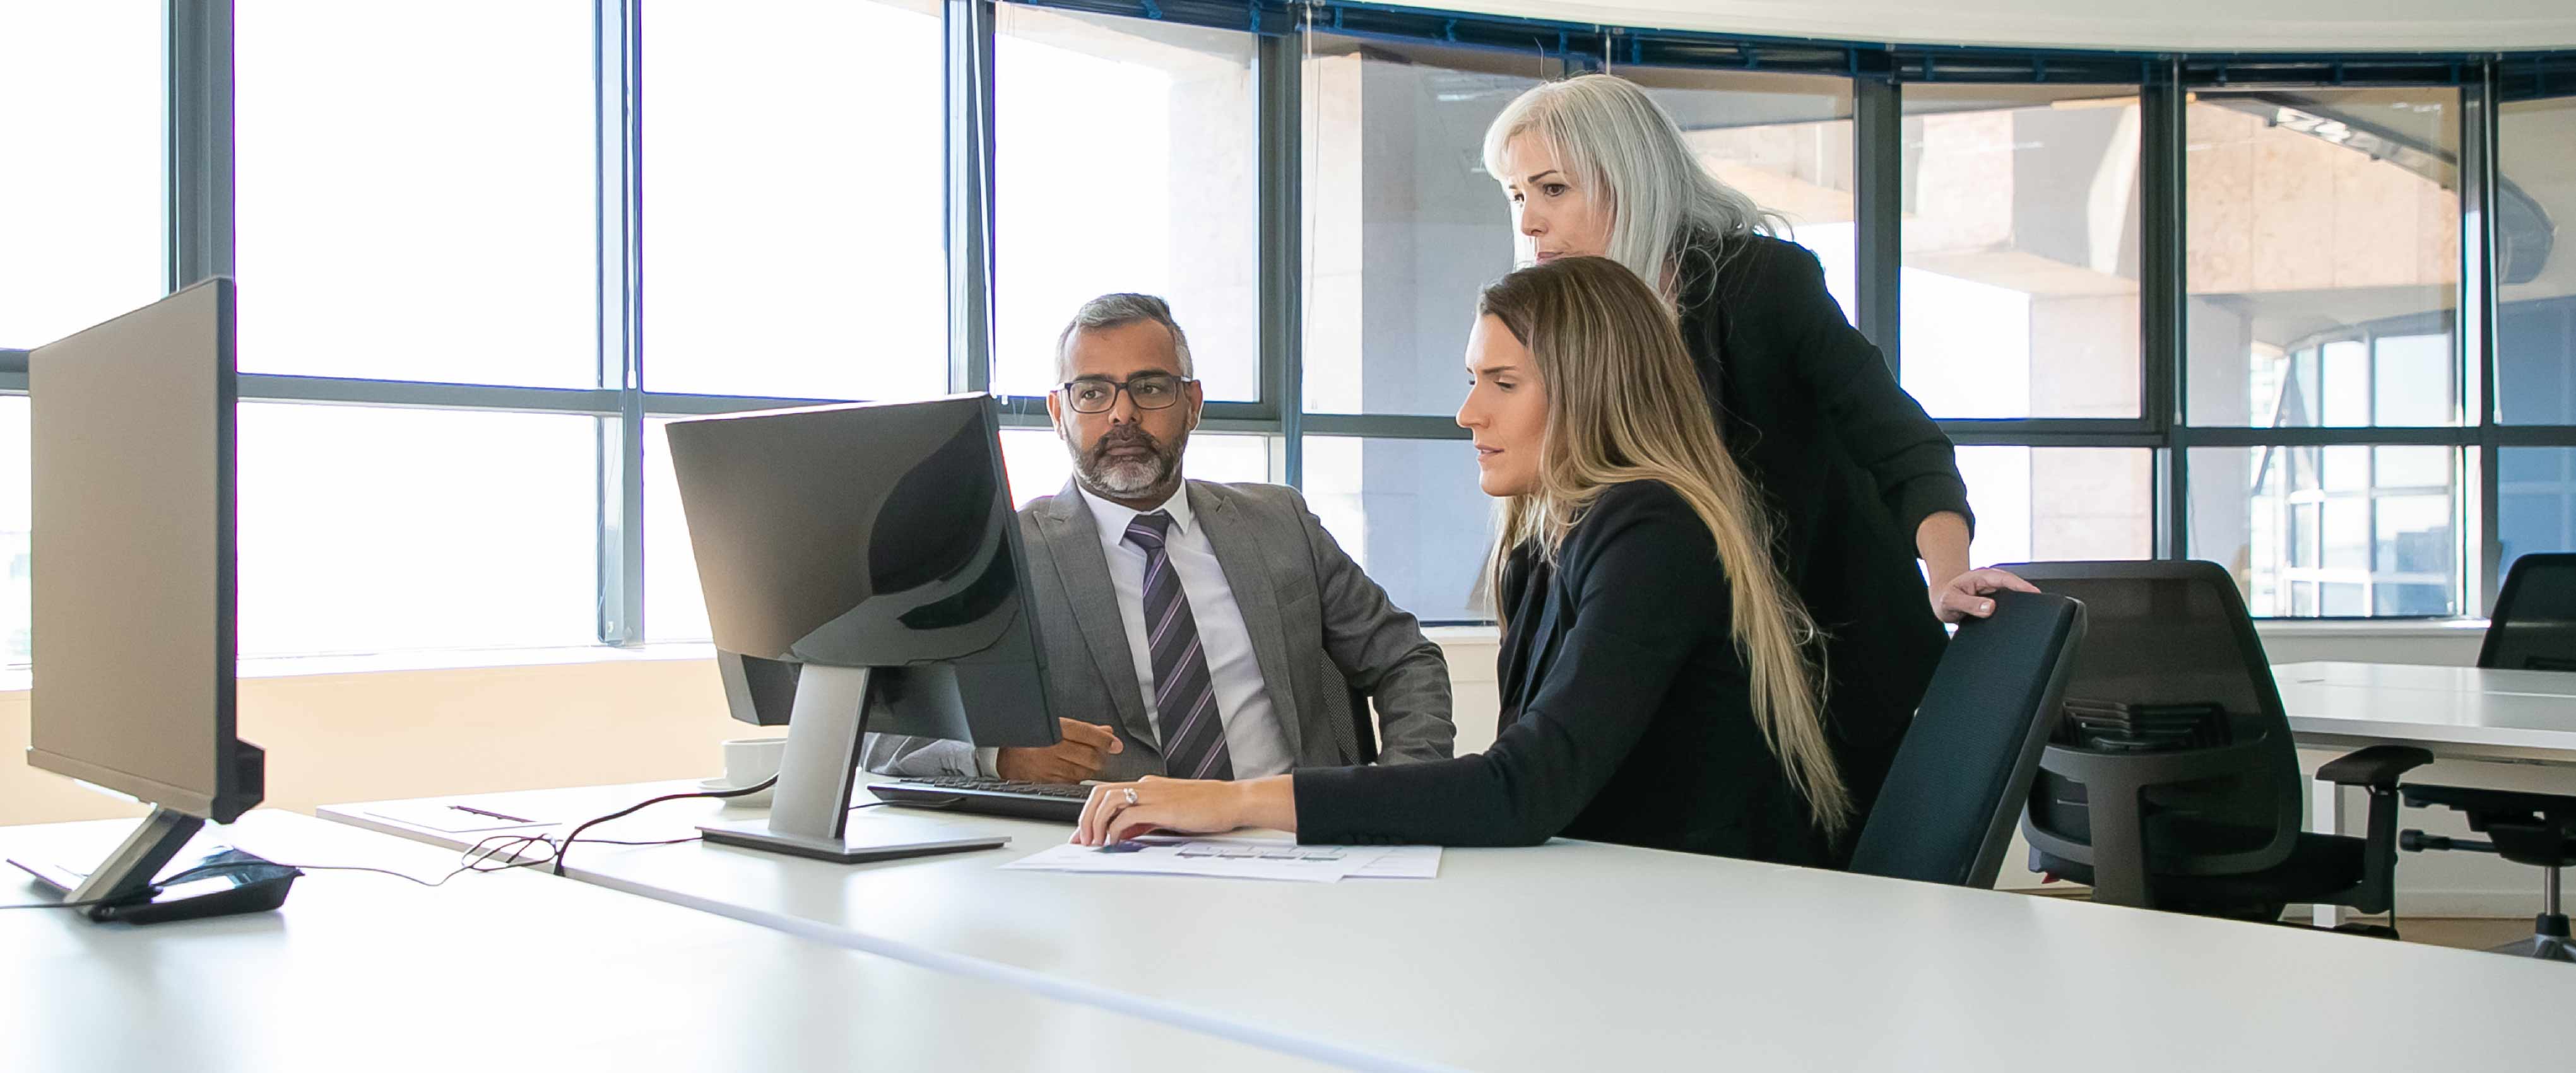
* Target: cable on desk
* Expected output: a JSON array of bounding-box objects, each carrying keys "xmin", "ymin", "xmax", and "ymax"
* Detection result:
[
  {"xmin": 6, "ymin": 778, "xmax": 894, "ymax": 906},
  {"xmin": 551, "ymin": 776, "xmax": 781, "ymax": 876}
]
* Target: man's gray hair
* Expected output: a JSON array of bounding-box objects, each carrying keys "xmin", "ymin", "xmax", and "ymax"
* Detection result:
[{"xmin": 1054, "ymin": 293, "xmax": 1194, "ymax": 384}]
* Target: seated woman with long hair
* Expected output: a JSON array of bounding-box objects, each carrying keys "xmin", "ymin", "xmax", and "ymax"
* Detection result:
[{"xmin": 1073, "ymin": 255, "xmax": 1850, "ymax": 864}]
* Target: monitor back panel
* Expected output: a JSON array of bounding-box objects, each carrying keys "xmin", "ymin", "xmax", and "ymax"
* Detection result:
[{"xmin": 27, "ymin": 279, "xmax": 237, "ymax": 819}]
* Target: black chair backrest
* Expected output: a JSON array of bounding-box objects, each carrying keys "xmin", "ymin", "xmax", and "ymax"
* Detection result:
[
  {"xmin": 2480, "ymin": 553, "xmax": 2576, "ymax": 672},
  {"xmin": 2000, "ymin": 561, "xmax": 2302, "ymax": 876},
  {"xmin": 1849, "ymin": 590, "xmax": 2086, "ymax": 887}
]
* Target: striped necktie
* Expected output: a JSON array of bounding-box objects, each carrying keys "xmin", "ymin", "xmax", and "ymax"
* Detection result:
[{"xmin": 1122, "ymin": 510, "xmax": 1234, "ymax": 781}]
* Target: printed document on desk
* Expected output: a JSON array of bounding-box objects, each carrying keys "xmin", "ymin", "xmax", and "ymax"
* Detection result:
[{"xmin": 1003, "ymin": 835, "xmax": 1439, "ymax": 882}]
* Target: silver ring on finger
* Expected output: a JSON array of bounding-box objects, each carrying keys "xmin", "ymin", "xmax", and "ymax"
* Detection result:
[{"xmin": 1123, "ymin": 787, "xmax": 1138, "ymax": 806}]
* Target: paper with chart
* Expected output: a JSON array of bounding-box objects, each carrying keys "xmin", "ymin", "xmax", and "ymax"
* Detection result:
[{"xmin": 1003, "ymin": 835, "xmax": 1441, "ymax": 882}]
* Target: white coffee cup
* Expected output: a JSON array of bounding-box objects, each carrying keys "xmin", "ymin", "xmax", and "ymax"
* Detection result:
[{"xmin": 715, "ymin": 736, "xmax": 787, "ymax": 790}]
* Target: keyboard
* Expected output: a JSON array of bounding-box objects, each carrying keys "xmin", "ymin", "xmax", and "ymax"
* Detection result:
[{"xmin": 866, "ymin": 777, "xmax": 1096, "ymax": 823}]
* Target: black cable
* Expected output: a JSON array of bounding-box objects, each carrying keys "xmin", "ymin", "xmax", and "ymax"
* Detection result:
[
  {"xmin": 552, "ymin": 775, "xmax": 779, "ymax": 876},
  {"xmin": 9, "ymin": 776, "xmax": 823, "ymax": 906}
]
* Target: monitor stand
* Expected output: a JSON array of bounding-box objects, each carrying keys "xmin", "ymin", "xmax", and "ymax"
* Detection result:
[
  {"xmin": 697, "ymin": 665, "xmax": 1007, "ymax": 864},
  {"xmin": 8, "ymin": 806, "xmax": 298, "ymax": 923}
]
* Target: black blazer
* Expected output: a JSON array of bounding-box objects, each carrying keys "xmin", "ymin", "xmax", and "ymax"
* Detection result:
[
  {"xmin": 1295, "ymin": 481, "xmax": 1836, "ymax": 867},
  {"xmin": 1677, "ymin": 233, "xmax": 1970, "ymax": 816}
]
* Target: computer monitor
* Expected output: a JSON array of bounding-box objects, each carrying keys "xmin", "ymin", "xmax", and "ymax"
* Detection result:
[
  {"xmin": 9, "ymin": 278, "xmax": 288, "ymax": 922},
  {"xmin": 665, "ymin": 394, "xmax": 1058, "ymax": 862}
]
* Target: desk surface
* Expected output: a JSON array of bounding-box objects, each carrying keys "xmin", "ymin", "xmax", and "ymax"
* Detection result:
[
  {"xmin": 0, "ymin": 811, "xmax": 1322, "ymax": 1073},
  {"xmin": 2274, "ymin": 660, "xmax": 2576, "ymax": 763},
  {"xmin": 326, "ymin": 781, "xmax": 2576, "ymax": 1073}
]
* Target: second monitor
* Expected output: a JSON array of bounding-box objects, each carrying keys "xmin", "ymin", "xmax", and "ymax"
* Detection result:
[{"xmin": 665, "ymin": 394, "xmax": 1058, "ymax": 862}]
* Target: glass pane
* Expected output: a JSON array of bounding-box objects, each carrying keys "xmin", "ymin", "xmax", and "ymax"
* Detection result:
[
  {"xmin": 2185, "ymin": 88, "xmax": 2461, "ymax": 427},
  {"xmin": 1299, "ymin": 437, "xmax": 1487, "ymax": 623},
  {"xmin": 0, "ymin": 1, "xmax": 162, "ymax": 348},
  {"xmin": 1614, "ymin": 66, "xmax": 1858, "ymax": 320},
  {"xmin": 1902, "ymin": 85, "xmax": 2142, "ymax": 419},
  {"xmin": 2188, "ymin": 445, "xmax": 2459, "ymax": 617},
  {"xmin": 238, "ymin": 405, "xmax": 598, "ymax": 655},
  {"xmin": 1953, "ymin": 447, "xmax": 2153, "ymax": 567},
  {"xmin": 2500, "ymin": 447, "xmax": 2576, "ymax": 582},
  {"xmin": 994, "ymin": 9, "xmax": 1256, "ymax": 402},
  {"xmin": 1301, "ymin": 35, "xmax": 1560, "ymax": 417},
  {"xmin": 2497, "ymin": 97, "xmax": 2576, "ymax": 425},
  {"xmin": 0, "ymin": 397, "xmax": 27, "ymax": 664},
  {"xmin": 642, "ymin": 418, "xmax": 707, "ymax": 643},
  {"xmin": 649, "ymin": 423, "xmax": 1270, "ymax": 643},
  {"xmin": 643, "ymin": 0, "xmax": 945, "ymax": 401},
  {"xmin": 235, "ymin": 1, "xmax": 597, "ymax": 387}
]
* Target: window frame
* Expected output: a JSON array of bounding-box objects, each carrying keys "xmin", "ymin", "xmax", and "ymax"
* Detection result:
[{"xmin": 4, "ymin": 1, "xmax": 2574, "ymax": 649}]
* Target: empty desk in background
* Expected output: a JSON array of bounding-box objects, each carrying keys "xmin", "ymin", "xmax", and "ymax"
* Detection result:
[
  {"xmin": 327, "ymin": 780, "xmax": 2576, "ymax": 1073},
  {"xmin": 2274, "ymin": 659, "xmax": 2576, "ymax": 925},
  {"xmin": 2274, "ymin": 661, "xmax": 2576, "ymax": 766},
  {"xmin": 0, "ymin": 811, "xmax": 1325, "ymax": 1073}
]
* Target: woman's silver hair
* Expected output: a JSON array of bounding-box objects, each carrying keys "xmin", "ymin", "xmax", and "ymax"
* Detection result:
[
  {"xmin": 1055, "ymin": 292, "xmax": 1195, "ymax": 383},
  {"xmin": 1482, "ymin": 74, "xmax": 1785, "ymax": 300}
]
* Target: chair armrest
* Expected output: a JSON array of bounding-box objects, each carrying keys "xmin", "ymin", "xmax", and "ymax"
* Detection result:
[{"xmin": 2315, "ymin": 745, "xmax": 2434, "ymax": 789}]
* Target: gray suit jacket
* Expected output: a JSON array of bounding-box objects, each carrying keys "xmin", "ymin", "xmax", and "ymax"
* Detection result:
[{"xmin": 863, "ymin": 478, "xmax": 1455, "ymax": 779}]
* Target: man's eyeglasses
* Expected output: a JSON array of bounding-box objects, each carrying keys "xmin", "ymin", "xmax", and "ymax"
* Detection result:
[{"xmin": 1059, "ymin": 373, "xmax": 1191, "ymax": 414}]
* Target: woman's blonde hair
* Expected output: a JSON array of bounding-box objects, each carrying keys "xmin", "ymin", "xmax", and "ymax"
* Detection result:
[
  {"xmin": 1477, "ymin": 256, "xmax": 1850, "ymax": 840},
  {"xmin": 1482, "ymin": 73, "xmax": 1783, "ymax": 301}
]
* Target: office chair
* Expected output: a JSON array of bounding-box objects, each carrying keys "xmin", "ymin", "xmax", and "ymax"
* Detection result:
[
  {"xmin": 2399, "ymin": 785, "xmax": 2576, "ymax": 962},
  {"xmin": 2478, "ymin": 552, "xmax": 2576, "ymax": 672},
  {"xmin": 2006, "ymin": 561, "xmax": 2432, "ymax": 932},
  {"xmin": 1848, "ymin": 590, "xmax": 2086, "ymax": 887}
]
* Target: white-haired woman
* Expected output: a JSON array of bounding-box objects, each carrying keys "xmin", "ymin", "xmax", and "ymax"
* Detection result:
[{"xmin": 1484, "ymin": 73, "xmax": 2033, "ymax": 835}]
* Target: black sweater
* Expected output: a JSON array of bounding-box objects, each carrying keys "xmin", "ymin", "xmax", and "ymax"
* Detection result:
[
  {"xmin": 1677, "ymin": 233, "xmax": 1970, "ymax": 820},
  {"xmin": 1296, "ymin": 481, "xmax": 1836, "ymax": 867}
]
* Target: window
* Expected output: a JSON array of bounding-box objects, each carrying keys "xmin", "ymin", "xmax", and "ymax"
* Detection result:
[
  {"xmin": 2497, "ymin": 97, "xmax": 2576, "ymax": 425},
  {"xmin": 2185, "ymin": 88, "xmax": 2462, "ymax": 428},
  {"xmin": 995, "ymin": 8, "xmax": 1258, "ymax": 402},
  {"xmin": 1954, "ymin": 447, "xmax": 2154, "ymax": 567},
  {"xmin": 1614, "ymin": 66, "xmax": 1859, "ymax": 319},
  {"xmin": 237, "ymin": 404, "xmax": 600, "ymax": 655},
  {"xmin": 2189, "ymin": 446, "xmax": 2461, "ymax": 616},
  {"xmin": 1302, "ymin": 35, "xmax": 1560, "ymax": 416},
  {"xmin": 32, "ymin": 2, "xmax": 2576, "ymax": 660},
  {"xmin": 0, "ymin": 398, "xmax": 25, "ymax": 663},
  {"xmin": 0, "ymin": 1, "xmax": 163, "ymax": 350},
  {"xmin": 2501, "ymin": 448, "xmax": 2576, "ymax": 578},
  {"xmin": 642, "ymin": 0, "xmax": 946, "ymax": 401},
  {"xmin": 234, "ymin": 0, "xmax": 598, "ymax": 387},
  {"xmin": 1903, "ymin": 85, "xmax": 2142, "ymax": 419},
  {"xmin": 1301, "ymin": 437, "xmax": 1487, "ymax": 623},
  {"xmin": 1, "ymin": 3, "xmax": 160, "ymax": 666}
]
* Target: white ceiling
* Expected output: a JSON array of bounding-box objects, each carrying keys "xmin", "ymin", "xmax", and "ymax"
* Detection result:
[{"xmin": 1407, "ymin": 0, "xmax": 2576, "ymax": 52}]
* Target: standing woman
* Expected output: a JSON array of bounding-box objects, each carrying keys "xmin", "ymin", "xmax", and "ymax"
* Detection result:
[
  {"xmin": 1484, "ymin": 74, "xmax": 2033, "ymax": 828},
  {"xmin": 1075, "ymin": 257, "xmax": 1853, "ymax": 864}
]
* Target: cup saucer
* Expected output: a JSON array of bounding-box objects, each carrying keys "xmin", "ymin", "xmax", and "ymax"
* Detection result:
[{"xmin": 697, "ymin": 776, "xmax": 774, "ymax": 808}]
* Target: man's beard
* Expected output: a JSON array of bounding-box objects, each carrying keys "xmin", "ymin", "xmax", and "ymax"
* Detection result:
[{"xmin": 1073, "ymin": 424, "xmax": 1187, "ymax": 499}]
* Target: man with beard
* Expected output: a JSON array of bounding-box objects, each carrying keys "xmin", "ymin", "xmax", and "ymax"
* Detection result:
[{"xmin": 864, "ymin": 293, "xmax": 1455, "ymax": 783}]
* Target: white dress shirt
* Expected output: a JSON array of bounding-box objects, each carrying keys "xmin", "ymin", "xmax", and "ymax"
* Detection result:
[{"xmin": 1076, "ymin": 484, "xmax": 1293, "ymax": 778}]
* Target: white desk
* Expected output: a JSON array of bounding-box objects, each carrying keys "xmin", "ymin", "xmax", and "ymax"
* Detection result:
[
  {"xmin": 0, "ymin": 810, "xmax": 1323, "ymax": 1073},
  {"xmin": 2275, "ymin": 660, "xmax": 2576, "ymax": 766},
  {"xmin": 2273, "ymin": 660, "xmax": 2576, "ymax": 925},
  {"xmin": 327, "ymin": 782, "xmax": 2576, "ymax": 1072}
]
